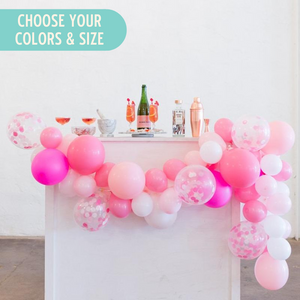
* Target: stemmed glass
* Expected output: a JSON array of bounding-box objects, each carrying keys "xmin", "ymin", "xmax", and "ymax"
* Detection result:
[
  {"xmin": 82, "ymin": 118, "xmax": 96, "ymax": 125},
  {"xmin": 150, "ymin": 99, "xmax": 159, "ymax": 131},
  {"xmin": 126, "ymin": 98, "xmax": 135, "ymax": 132},
  {"xmin": 55, "ymin": 117, "xmax": 71, "ymax": 125}
]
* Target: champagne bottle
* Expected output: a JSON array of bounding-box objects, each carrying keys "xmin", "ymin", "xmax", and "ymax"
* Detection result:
[{"xmin": 137, "ymin": 84, "xmax": 151, "ymax": 130}]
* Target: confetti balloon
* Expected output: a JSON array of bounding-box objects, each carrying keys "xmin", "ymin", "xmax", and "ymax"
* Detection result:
[
  {"xmin": 231, "ymin": 115, "xmax": 270, "ymax": 151},
  {"xmin": 174, "ymin": 165, "xmax": 216, "ymax": 205},
  {"xmin": 7, "ymin": 112, "xmax": 46, "ymax": 149},
  {"xmin": 228, "ymin": 221, "xmax": 268, "ymax": 260},
  {"xmin": 74, "ymin": 195, "xmax": 109, "ymax": 231}
]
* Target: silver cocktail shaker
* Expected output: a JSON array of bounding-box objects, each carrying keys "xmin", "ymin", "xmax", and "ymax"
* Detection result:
[{"xmin": 190, "ymin": 97, "xmax": 204, "ymax": 137}]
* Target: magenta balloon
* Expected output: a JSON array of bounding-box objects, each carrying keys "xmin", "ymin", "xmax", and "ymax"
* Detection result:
[
  {"xmin": 163, "ymin": 159, "xmax": 186, "ymax": 181},
  {"xmin": 95, "ymin": 162, "xmax": 115, "ymax": 187},
  {"xmin": 255, "ymin": 252, "xmax": 289, "ymax": 290},
  {"xmin": 262, "ymin": 121, "xmax": 295, "ymax": 155},
  {"xmin": 273, "ymin": 160, "xmax": 292, "ymax": 182},
  {"xmin": 219, "ymin": 149, "xmax": 260, "ymax": 188},
  {"xmin": 67, "ymin": 135, "xmax": 105, "ymax": 175},
  {"xmin": 214, "ymin": 118, "xmax": 234, "ymax": 143},
  {"xmin": 31, "ymin": 149, "xmax": 69, "ymax": 185},
  {"xmin": 109, "ymin": 193, "xmax": 132, "ymax": 218},
  {"xmin": 243, "ymin": 200, "xmax": 267, "ymax": 223},
  {"xmin": 205, "ymin": 171, "xmax": 232, "ymax": 208},
  {"xmin": 234, "ymin": 184, "xmax": 260, "ymax": 203},
  {"xmin": 145, "ymin": 168, "xmax": 168, "ymax": 193}
]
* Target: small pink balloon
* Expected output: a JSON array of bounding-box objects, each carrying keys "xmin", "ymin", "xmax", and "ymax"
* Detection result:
[
  {"xmin": 243, "ymin": 200, "xmax": 267, "ymax": 223},
  {"xmin": 205, "ymin": 171, "xmax": 232, "ymax": 208},
  {"xmin": 234, "ymin": 184, "xmax": 260, "ymax": 203},
  {"xmin": 67, "ymin": 135, "xmax": 105, "ymax": 175},
  {"xmin": 73, "ymin": 175, "xmax": 97, "ymax": 198},
  {"xmin": 266, "ymin": 193, "xmax": 292, "ymax": 215},
  {"xmin": 255, "ymin": 175, "xmax": 277, "ymax": 197},
  {"xmin": 198, "ymin": 132, "xmax": 226, "ymax": 151},
  {"xmin": 56, "ymin": 133, "xmax": 77, "ymax": 156},
  {"xmin": 40, "ymin": 127, "xmax": 62, "ymax": 149},
  {"xmin": 273, "ymin": 160, "xmax": 292, "ymax": 182},
  {"xmin": 184, "ymin": 150, "xmax": 207, "ymax": 166},
  {"xmin": 214, "ymin": 118, "xmax": 233, "ymax": 143},
  {"xmin": 108, "ymin": 162, "xmax": 145, "ymax": 199},
  {"xmin": 95, "ymin": 162, "xmax": 115, "ymax": 187},
  {"xmin": 163, "ymin": 159, "xmax": 186, "ymax": 181},
  {"xmin": 255, "ymin": 252, "xmax": 289, "ymax": 290},
  {"xmin": 159, "ymin": 188, "xmax": 182, "ymax": 214},
  {"xmin": 219, "ymin": 149, "xmax": 260, "ymax": 188},
  {"xmin": 31, "ymin": 149, "xmax": 69, "ymax": 185},
  {"xmin": 109, "ymin": 193, "xmax": 131, "ymax": 218},
  {"xmin": 262, "ymin": 121, "xmax": 295, "ymax": 155},
  {"xmin": 145, "ymin": 168, "xmax": 168, "ymax": 193}
]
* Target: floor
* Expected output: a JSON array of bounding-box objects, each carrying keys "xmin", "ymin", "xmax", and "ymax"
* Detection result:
[{"xmin": 0, "ymin": 239, "xmax": 299, "ymax": 300}]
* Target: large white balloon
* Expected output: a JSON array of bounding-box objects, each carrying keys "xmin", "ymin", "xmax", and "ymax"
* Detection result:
[
  {"xmin": 59, "ymin": 169, "xmax": 80, "ymax": 197},
  {"xmin": 263, "ymin": 215, "xmax": 286, "ymax": 238},
  {"xmin": 267, "ymin": 238, "xmax": 291, "ymax": 260},
  {"xmin": 132, "ymin": 192, "xmax": 153, "ymax": 217},
  {"xmin": 260, "ymin": 154, "xmax": 282, "ymax": 176},
  {"xmin": 200, "ymin": 141, "xmax": 223, "ymax": 164}
]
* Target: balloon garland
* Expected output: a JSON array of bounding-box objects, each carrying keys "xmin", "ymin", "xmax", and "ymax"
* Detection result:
[{"xmin": 7, "ymin": 113, "xmax": 295, "ymax": 291}]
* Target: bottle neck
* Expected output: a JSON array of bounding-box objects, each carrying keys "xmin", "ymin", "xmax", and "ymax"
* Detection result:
[{"xmin": 140, "ymin": 87, "xmax": 148, "ymax": 104}]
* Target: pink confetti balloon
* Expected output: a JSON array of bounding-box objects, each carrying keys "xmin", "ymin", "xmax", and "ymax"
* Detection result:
[
  {"xmin": 198, "ymin": 132, "xmax": 226, "ymax": 151},
  {"xmin": 31, "ymin": 149, "xmax": 69, "ymax": 185},
  {"xmin": 184, "ymin": 150, "xmax": 207, "ymax": 166},
  {"xmin": 40, "ymin": 127, "xmax": 62, "ymax": 149},
  {"xmin": 159, "ymin": 187, "xmax": 182, "ymax": 214},
  {"xmin": 231, "ymin": 115, "xmax": 270, "ymax": 151},
  {"xmin": 74, "ymin": 195, "xmax": 109, "ymax": 231},
  {"xmin": 7, "ymin": 112, "xmax": 46, "ymax": 149},
  {"xmin": 243, "ymin": 200, "xmax": 267, "ymax": 223},
  {"xmin": 174, "ymin": 165, "xmax": 216, "ymax": 205},
  {"xmin": 214, "ymin": 118, "xmax": 234, "ymax": 142},
  {"xmin": 228, "ymin": 221, "xmax": 268, "ymax": 260},
  {"xmin": 255, "ymin": 175, "xmax": 277, "ymax": 197},
  {"xmin": 262, "ymin": 121, "xmax": 295, "ymax": 155},
  {"xmin": 95, "ymin": 162, "xmax": 115, "ymax": 187},
  {"xmin": 67, "ymin": 135, "xmax": 105, "ymax": 175},
  {"xmin": 266, "ymin": 193, "xmax": 292, "ymax": 215},
  {"xmin": 234, "ymin": 184, "xmax": 260, "ymax": 203},
  {"xmin": 219, "ymin": 149, "xmax": 260, "ymax": 188},
  {"xmin": 254, "ymin": 252, "xmax": 289, "ymax": 290},
  {"xmin": 163, "ymin": 159, "xmax": 186, "ymax": 181},
  {"xmin": 109, "ymin": 193, "xmax": 132, "ymax": 218},
  {"xmin": 73, "ymin": 175, "xmax": 97, "ymax": 198},
  {"xmin": 273, "ymin": 160, "xmax": 292, "ymax": 181},
  {"xmin": 145, "ymin": 168, "xmax": 168, "ymax": 193}
]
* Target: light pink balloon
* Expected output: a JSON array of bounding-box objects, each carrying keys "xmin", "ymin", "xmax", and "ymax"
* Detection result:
[
  {"xmin": 163, "ymin": 159, "xmax": 186, "ymax": 181},
  {"xmin": 184, "ymin": 150, "xmax": 207, "ymax": 166},
  {"xmin": 40, "ymin": 127, "xmax": 62, "ymax": 149},
  {"xmin": 67, "ymin": 135, "xmax": 105, "ymax": 175},
  {"xmin": 234, "ymin": 184, "xmax": 260, "ymax": 203},
  {"xmin": 56, "ymin": 133, "xmax": 78, "ymax": 156},
  {"xmin": 219, "ymin": 149, "xmax": 260, "ymax": 188},
  {"xmin": 145, "ymin": 168, "xmax": 168, "ymax": 192},
  {"xmin": 108, "ymin": 162, "xmax": 145, "ymax": 199},
  {"xmin": 255, "ymin": 252, "xmax": 289, "ymax": 290},
  {"xmin": 59, "ymin": 169, "xmax": 80, "ymax": 197},
  {"xmin": 266, "ymin": 193, "xmax": 292, "ymax": 215},
  {"xmin": 273, "ymin": 160, "xmax": 292, "ymax": 182},
  {"xmin": 255, "ymin": 175, "xmax": 277, "ymax": 197},
  {"xmin": 243, "ymin": 200, "xmax": 267, "ymax": 223},
  {"xmin": 95, "ymin": 162, "xmax": 115, "ymax": 187},
  {"xmin": 73, "ymin": 175, "xmax": 97, "ymax": 198},
  {"xmin": 214, "ymin": 118, "xmax": 233, "ymax": 142},
  {"xmin": 109, "ymin": 193, "xmax": 132, "ymax": 218},
  {"xmin": 262, "ymin": 121, "xmax": 295, "ymax": 155},
  {"xmin": 159, "ymin": 188, "xmax": 182, "ymax": 214},
  {"xmin": 198, "ymin": 132, "xmax": 226, "ymax": 151}
]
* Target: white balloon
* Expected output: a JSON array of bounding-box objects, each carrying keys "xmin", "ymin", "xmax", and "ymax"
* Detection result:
[
  {"xmin": 255, "ymin": 175, "xmax": 277, "ymax": 197},
  {"xmin": 57, "ymin": 133, "xmax": 78, "ymax": 156},
  {"xmin": 30, "ymin": 146, "xmax": 45, "ymax": 162},
  {"xmin": 267, "ymin": 238, "xmax": 291, "ymax": 260},
  {"xmin": 132, "ymin": 192, "xmax": 153, "ymax": 217},
  {"xmin": 283, "ymin": 219, "xmax": 292, "ymax": 239},
  {"xmin": 59, "ymin": 169, "xmax": 80, "ymax": 197},
  {"xmin": 263, "ymin": 215, "xmax": 286, "ymax": 238},
  {"xmin": 276, "ymin": 182, "xmax": 290, "ymax": 196},
  {"xmin": 158, "ymin": 187, "xmax": 182, "ymax": 214},
  {"xmin": 200, "ymin": 141, "xmax": 223, "ymax": 164},
  {"xmin": 73, "ymin": 175, "xmax": 96, "ymax": 198},
  {"xmin": 260, "ymin": 154, "xmax": 282, "ymax": 176}
]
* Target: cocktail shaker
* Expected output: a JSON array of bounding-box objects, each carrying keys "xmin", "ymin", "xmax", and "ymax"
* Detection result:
[{"xmin": 190, "ymin": 97, "xmax": 204, "ymax": 137}]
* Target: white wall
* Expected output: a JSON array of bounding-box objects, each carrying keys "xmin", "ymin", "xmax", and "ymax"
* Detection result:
[{"xmin": 0, "ymin": 0, "xmax": 298, "ymax": 236}]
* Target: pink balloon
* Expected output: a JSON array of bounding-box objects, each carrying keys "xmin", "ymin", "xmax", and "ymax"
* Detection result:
[
  {"xmin": 255, "ymin": 175, "xmax": 277, "ymax": 197},
  {"xmin": 40, "ymin": 127, "xmax": 62, "ymax": 149},
  {"xmin": 108, "ymin": 162, "xmax": 145, "ymax": 199},
  {"xmin": 234, "ymin": 184, "xmax": 260, "ymax": 203},
  {"xmin": 163, "ymin": 159, "xmax": 186, "ymax": 181},
  {"xmin": 198, "ymin": 132, "xmax": 226, "ymax": 151},
  {"xmin": 59, "ymin": 169, "xmax": 80, "ymax": 197},
  {"xmin": 243, "ymin": 200, "xmax": 267, "ymax": 223},
  {"xmin": 219, "ymin": 149, "xmax": 260, "ymax": 188},
  {"xmin": 74, "ymin": 175, "xmax": 97, "ymax": 198},
  {"xmin": 273, "ymin": 160, "xmax": 292, "ymax": 181},
  {"xmin": 205, "ymin": 171, "xmax": 232, "ymax": 208},
  {"xmin": 109, "ymin": 193, "xmax": 131, "ymax": 218},
  {"xmin": 31, "ymin": 149, "xmax": 69, "ymax": 185},
  {"xmin": 184, "ymin": 150, "xmax": 207, "ymax": 166},
  {"xmin": 145, "ymin": 168, "xmax": 168, "ymax": 193},
  {"xmin": 159, "ymin": 188, "xmax": 182, "ymax": 214},
  {"xmin": 266, "ymin": 193, "xmax": 292, "ymax": 215},
  {"xmin": 95, "ymin": 162, "xmax": 115, "ymax": 187},
  {"xmin": 255, "ymin": 252, "xmax": 289, "ymax": 290},
  {"xmin": 67, "ymin": 135, "xmax": 105, "ymax": 175},
  {"xmin": 214, "ymin": 118, "xmax": 233, "ymax": 143},
  {"xmin": 262, "ymin": 121, "xmax": 295, "ymax": 155},
  {"xmin": 56, "ymin": 133, "xmax": 77, "ymax": 156}
]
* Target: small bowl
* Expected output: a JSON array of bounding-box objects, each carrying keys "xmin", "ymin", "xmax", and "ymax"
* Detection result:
[
  {"xmin": 97, "ymin": 119, "xmax": 116, "ymax": 137},
  {"xmin": 71, "ymin": 126, "xmax": 96, "ymax": 136}
]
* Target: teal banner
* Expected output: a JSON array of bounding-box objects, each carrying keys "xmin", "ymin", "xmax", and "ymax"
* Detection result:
[{"xmin": 0, "ymin": 9, "xmax": 127, "ymax": 51}]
